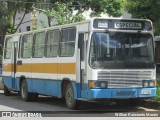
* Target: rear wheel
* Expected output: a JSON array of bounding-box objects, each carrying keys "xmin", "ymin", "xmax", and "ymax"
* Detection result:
[
  {"xmin": 20, "ymin": 80, "xmax": 32, "ymax": 101},
  {"xmin": 65, "ymin": 83, "xmax": 80, "ymax": 109},
  {"xmin": 4, "ymin": 85, "xmax": 11, "ymax": 96}
]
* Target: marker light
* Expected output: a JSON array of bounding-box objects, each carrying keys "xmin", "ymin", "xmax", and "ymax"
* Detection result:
[
  {"xmin": 89, "ymin": 81, "xmax": 95, "ymax": 88},
  {"xmin": 89, "ymin": 81, "xmax": 108, "ymax": 88},
  {"xmin": 154, "ymin": 81, "xmax": 157, "ymax": 87}
]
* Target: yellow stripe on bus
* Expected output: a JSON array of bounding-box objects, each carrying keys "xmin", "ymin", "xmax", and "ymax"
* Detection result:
[{"xmin": 3, "ymin": 63, "xmax": 76, "ymax": 74}]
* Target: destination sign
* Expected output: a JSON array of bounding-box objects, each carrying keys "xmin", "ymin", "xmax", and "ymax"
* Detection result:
[
  {"xmin": 115, "ymin": 22, "xmax": 142, "ymax": 29},
  {"xmin": 93, "ymin": 19, "xmax": 152, "ymax": 31}
]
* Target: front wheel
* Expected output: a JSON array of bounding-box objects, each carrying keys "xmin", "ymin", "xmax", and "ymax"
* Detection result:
[
  {"xmin": 65, "ymin": 83, "xmax": 80, "ymax": 110},
  {"xmin": 20, "ymin": 80, "xmax": 32, "ymax": 102}
]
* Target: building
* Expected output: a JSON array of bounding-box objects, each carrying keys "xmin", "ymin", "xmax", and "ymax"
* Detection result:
[{"xmin": 15, "ymin": 10, "xmax": 50, "ymax": 33}]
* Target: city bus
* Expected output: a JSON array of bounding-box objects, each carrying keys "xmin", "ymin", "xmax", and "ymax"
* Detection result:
[{"xmin": 2, "ymin": 18, "xmax": 157, "ymax": 109}]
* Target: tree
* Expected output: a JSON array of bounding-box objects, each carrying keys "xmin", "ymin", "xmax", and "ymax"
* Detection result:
[
  {"xmin": 0, "ymin": 0, "xmax": 123, "ymax": 45},
  {"xmin": 50, "ymin": 0, "xmax": 123, "ymax": 17},
  {"xmin": 124, "ymin": 0, "xmax": 160, "ymax": 35},
  {"xmin": 44, "ymin": 2, "xmax": 85, "ymax": 26},
  {"xmin": 0, "ymin": 0, "xmax": 37, "ymax": 45},
  {"xmin": 44, "ymin": 0, "xmax": 123, "ymax": 26}
]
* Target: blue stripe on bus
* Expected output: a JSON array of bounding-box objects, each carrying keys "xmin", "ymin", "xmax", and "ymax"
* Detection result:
[
  {"xmin": 2, "ymin": 76, "xmax": 80, "ymax": 98},
  {"xmin": 2, "ymin": 76, "xmax": 156, "ymax": 100}
]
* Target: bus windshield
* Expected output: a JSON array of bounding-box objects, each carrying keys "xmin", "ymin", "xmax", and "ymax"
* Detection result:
[{"xmin": 89, "ymin": 32, "xmax": 155, "ymax": 69}]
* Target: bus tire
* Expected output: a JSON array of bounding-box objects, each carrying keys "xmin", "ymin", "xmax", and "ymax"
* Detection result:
[
  {"xmin": 20, "ymin": 80, "xmax": 32, "ymax": 102},
  {"xmin": 65, "ymin": 83, "xmax": 79, "ymax": 110},
  {"xmin": 4, "ymin": 85, "xmax": 11, "ymax": 96}
]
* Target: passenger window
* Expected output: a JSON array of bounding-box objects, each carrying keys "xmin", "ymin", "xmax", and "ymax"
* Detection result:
[
  {"xmin": 4, "ymin": 37, "xmax": 12, "ymax": 59},
  {"xmin": 33, "ymin": 32, "xmax": 45, "ymax": 58},
  {"xmin": 60, "ymin": 27, "xmax": 76, "ymax": 56},
  {"xmin": 45, "ymin": 30, "xmax": 60, "ymax": 57},
  {"xmin": 21, "ymin": 34, "xmax": 33, "ymax": 58}
]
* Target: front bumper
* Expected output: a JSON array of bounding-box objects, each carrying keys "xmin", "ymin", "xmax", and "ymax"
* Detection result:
[{"xmin": 87, "ymin": 87, "xmax": 157, "ymax": 100}]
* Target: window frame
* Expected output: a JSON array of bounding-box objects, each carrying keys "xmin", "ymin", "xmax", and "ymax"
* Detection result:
[
  {"xmin": 45, "ymin": 29, "xmax": 61, "ymax": 58},
  {"xmin": 59, "ymin": 27, "xmax": 77, "ymax": 57},
  {"xmin": 20, "ymin": 33, "xmax": 33, "ymax": 58},
  {"xmin": 4, "ymin": 37, "xmax": 13, "ymax": 59},
  {"xmin": 32, "ymin": 31, "xmax": 46, "ymax": 58}
]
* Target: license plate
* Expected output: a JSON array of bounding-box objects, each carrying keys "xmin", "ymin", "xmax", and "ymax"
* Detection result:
[{"xmin": 141, "ymin": 90, "xmax": 151, "ymax": 95}]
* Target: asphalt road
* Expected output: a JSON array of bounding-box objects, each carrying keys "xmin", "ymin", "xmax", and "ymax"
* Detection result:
[{"xmin": 0, "ymin": 90, "xmax": 159, "ymax": 120}]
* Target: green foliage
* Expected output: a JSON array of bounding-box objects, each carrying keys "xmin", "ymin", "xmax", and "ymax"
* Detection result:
[
  {"xmin": 155, "ymin": 74, "xmax": 160, "ymax": 100},
  {"xmin": 44, "ymin": 2, "xmax": 85, "ymax": 25},
  {"xmin": 155, "ymin": 86, "xmax": 160, "ymax": 100},
  {"xmin": 87, "ymin": 0, "xmax": 122, "ymax": 17},
  {"xmin": 49, "ymin": 0, "xmax": 122, "ymax": 17},
  {"xmin": 124, "ymin": 0, "xmax": 160, "ymax": 35},
  {"xmin": 0, "ymin": 0, "xmax": 33, "ymax": 33},
  {"xmin": 0, "ymin": 0, "xmax": 38, "ymax": 44},
  {"xmin": 43, "ymin": 0, "xmax": 123, "ymax": 25},
  {"xmin": 0, "ymin": 0, "xmax": 123, "ymax": 43}
]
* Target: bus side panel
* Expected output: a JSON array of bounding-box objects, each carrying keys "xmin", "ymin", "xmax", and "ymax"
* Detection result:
[
  {"xmin": 2, "ymin": 76, "xmax": 12, "ymax": 89},
  {"xmin": 28, "ymin": 78, "xmax": 61, "ymax": 97},
  {"xmin": 44, "ymin": 80, "xmax": 60, "ymax": 96},
  {"xmin": 31, "ymin": 79, "xmax": 44, "ymax": 94},
  {"xmin": 31, "ymin": 58, "xmax": 45, "ymax": 94},
  {"xmin": 15, "ymin": 78, "xmax": 20, "ymax": 91}
]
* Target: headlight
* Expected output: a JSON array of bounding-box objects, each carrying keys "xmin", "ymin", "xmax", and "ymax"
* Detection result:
[
  {"xmin": 143, "ymin": 80, "xmax": 156, "ymax": 87},
  {"xmin": 149, "ymin": 81, "xmax": 154, "ymax": 87},
  {"xmin": 143, "ymin": 81, "xmax": 149, "ymax": 87},
  {"xmin": 89, "ymin": 81, "xmax": 108, "ymax": 88}
]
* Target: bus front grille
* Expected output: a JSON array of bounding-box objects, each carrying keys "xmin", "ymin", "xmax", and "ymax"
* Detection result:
[{"xmin": 97, "ymin": 70, "xmax": 152, "ymax": 88}]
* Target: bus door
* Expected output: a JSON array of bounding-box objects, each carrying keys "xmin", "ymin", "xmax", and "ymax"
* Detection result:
[
  {"xmin": 2, "ymin": 37, "xmax": 13, "ymax": 88},
  {"xmin": 78, "ymin": 33, "xmax": 88, "ymax": 98},
  {"xmin": 11, "ymin": 41, "xmax": 18, "ymax": 89}
]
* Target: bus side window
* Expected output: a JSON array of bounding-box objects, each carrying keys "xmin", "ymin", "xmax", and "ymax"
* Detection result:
[
  {"xmin": 21, "ymin": 34, "xmax": 33, "ymax": 58},
  {"xmin": 33, "ymin": 32, "xmax": 45, "ymax": 58},
  {"xmin": 60, "ymin": 27, "xmax": 76, "ymax": 57},
  {"xmin": 45, "ymin": 30, "xmax": 60, "ymax": 57},
  {"xmin": 4, "ymin": 37, "xmax": 12, "ymax": 59}
]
